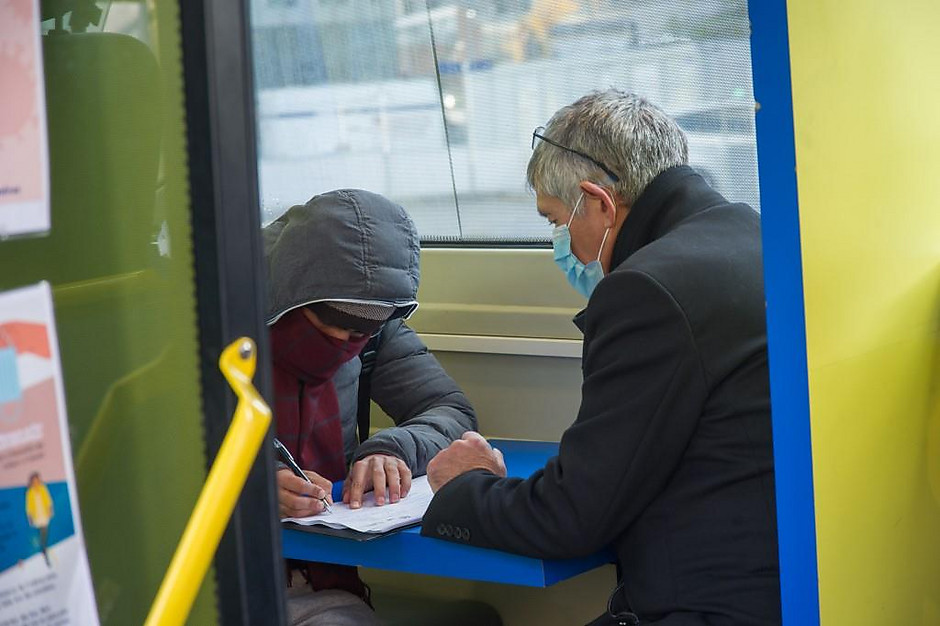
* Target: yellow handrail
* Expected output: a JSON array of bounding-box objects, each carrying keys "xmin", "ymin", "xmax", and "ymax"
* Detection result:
[{"xmin": 145, "ymin": 338, "xmax": 272, "ymax": 626}]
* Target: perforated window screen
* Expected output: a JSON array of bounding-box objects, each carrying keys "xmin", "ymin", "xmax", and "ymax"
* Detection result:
[{"xmin": 251, "ymin": 0, "xmax": 758, "ymax": 244}]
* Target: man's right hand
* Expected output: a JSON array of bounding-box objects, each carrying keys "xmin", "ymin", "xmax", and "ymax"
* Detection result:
[
  {"xmin": 426, "ymin": 431, "xmax": 506, "ymax": 492},
  {"xmin": 277, "ymin": 468, "xmax": 333, "ymax": 519}
]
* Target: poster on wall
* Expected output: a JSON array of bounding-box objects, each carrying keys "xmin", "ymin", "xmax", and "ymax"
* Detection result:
[
  {"xmin": 0, "ymin": 283, "xmax": 99, "ymax": 625},
  {"xmin": 0, "ymin": 0, "xmax": 51, "ymax": 238}
]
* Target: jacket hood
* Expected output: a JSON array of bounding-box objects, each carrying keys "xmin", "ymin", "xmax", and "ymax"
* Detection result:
[{"xmin": 263, "ymin": 189, "xmax": 420, "ymax": 324}]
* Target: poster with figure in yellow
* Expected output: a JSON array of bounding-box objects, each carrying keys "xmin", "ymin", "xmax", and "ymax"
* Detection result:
[
  {"xmin": 0, "ymin": 0, "xmax": 50, "ymax": 237},
  {"xmin": 0, "ymin": 283, "xmax": 98, "ymax": 624},
  {"xmin": 25, "ymin": 472, "xmax": 53, "ymax": 568}
]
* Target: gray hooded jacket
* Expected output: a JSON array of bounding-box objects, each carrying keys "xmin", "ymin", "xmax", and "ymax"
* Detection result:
[{"xmin": 263, "ymin": 189, "xmax": 476, "ymax": 471}]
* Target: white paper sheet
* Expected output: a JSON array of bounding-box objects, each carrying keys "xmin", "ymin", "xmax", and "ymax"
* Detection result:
[{"xmin": 284, "ymin": 475, "xmax": 433, "ymax": 534}]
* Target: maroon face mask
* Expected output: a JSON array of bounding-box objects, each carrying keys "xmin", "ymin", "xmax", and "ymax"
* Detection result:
[
  {"xmin": 269, "ymin": 308, "xmax": 370, "ymax": 384},
  {"xmin": 268, "ymin": 308, "xmax": 370, "ymax": 479}
]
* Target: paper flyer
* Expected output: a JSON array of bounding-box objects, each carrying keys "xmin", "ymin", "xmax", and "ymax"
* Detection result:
[
  {"xmin": 0, "ymin": 0, "xmax": 51, "ymax": 237},
  {"xmin": 0, "ymin": 283, "xmax": 99, "ymax": 625}
]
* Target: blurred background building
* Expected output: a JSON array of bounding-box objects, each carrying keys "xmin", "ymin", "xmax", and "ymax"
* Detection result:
[{"xmin": 250, "ymin": 0, "xmax": 758, "ymax": 241}]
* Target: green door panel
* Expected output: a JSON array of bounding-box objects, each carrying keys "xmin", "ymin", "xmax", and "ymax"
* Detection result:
[{"xmin": 0, "ymin": 5, "xmax": 216, "ymax": 624}]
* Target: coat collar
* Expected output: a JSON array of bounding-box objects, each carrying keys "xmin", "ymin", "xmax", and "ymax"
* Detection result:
[
  {"xmin": 572, "ymin": 165, "xmax": 726, "ymax": 332},
  {"xmin": 610, "ymin": 165, "xmax": 727, "ymax": 270}
]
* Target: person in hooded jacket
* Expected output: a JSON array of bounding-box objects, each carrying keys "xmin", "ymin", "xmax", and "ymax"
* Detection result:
[
  {"xmin": 421, "ymin": 90, "xmax": 781, "ymax": 625},
  {"xmin": 264, "ymin": 189, "xmax": 499, "ymax": 626}
]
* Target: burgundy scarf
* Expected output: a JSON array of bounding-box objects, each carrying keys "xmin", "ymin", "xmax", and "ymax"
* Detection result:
[{"xmin": 269, "ymin": 309, "xmax": 371, "ymax": 600}]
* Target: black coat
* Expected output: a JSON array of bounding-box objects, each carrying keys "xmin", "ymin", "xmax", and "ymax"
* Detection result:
[{"xmin": 421, "ymin": 166, "xmax": 781, "ymax": 625}]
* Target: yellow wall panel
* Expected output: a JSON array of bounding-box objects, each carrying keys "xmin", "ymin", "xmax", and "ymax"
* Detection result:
[{"xmin": 787, "ymin": 1, "xmax": 940, "ymax": 622}]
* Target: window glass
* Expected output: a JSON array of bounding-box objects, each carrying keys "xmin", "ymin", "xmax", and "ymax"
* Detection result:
[
  {"xmin": 1, "ymin": 2, "xmax": 217, "ymax": 623},
  {"xmin": 251, "ymin": 0, "xmax": 758, "ymax": 243}
]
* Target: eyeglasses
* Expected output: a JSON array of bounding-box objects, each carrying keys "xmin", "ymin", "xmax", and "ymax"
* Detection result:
[{"xmin": 531, "ymin": 126, "xmax": 620, "ymax": 183}]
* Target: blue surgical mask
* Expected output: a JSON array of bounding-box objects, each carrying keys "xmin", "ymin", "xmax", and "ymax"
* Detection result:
[{"xmin": 552, "ymin": 194, "xmax": 611, "ymax": 299}]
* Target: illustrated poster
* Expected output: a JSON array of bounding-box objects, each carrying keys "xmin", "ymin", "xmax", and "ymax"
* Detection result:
[
  {"xmin": 0, "ymin": 283, "xmax": 99, "ymax": 624},
  {"xmin": 0, "ymin": 0, "xmax": 51, "ymax": 237}
]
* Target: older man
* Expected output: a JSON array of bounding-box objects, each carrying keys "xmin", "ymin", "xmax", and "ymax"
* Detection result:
[{"xmin": 422, "ymin": 90, "xmax": 781, "ymax": 625}]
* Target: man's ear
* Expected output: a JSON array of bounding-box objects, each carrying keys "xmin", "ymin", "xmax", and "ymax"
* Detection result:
[{"xmin": 579, "ymin": 181, "xmax": 618, "ymax": 226}]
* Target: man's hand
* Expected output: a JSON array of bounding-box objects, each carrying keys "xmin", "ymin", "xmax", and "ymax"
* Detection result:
[
  {"xmin": 277, "ymin": 468, "xmax": 332, "ymax": 519},
  {"xmin": 343, "ymin": 454, "xmax": 412, "ymax": 509},
  {"xmin": 426, "ymin": 432, "xmax": 507, "ymax": 492}
]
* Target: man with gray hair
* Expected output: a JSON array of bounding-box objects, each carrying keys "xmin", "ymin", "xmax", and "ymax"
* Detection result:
[{"xmin": 422, "ymin": 90, "xmax": 781, "ymax": 625}]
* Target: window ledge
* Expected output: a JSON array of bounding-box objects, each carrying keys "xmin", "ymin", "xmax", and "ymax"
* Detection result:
[{"xmin": 418, "ymin": 333, "xmax": 582, "ymax": 359}]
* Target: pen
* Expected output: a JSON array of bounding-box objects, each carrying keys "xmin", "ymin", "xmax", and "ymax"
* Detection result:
[{"xmin": 273, "ymin": 437, "xmax": 332, "ymax": 513}]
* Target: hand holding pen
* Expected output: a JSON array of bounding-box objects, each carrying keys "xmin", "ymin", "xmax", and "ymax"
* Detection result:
[{"xmin": 273, "ymin": 438, "xmax": 333, "ymax": 517}]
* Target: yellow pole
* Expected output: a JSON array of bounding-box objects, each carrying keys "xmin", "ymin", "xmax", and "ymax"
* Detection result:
[{"xmin": 145, "ymin": 338, "xmax": 272, "ymax": 626}]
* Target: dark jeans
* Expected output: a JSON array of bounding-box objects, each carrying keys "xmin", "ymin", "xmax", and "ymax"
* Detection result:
[{"xmin": 379, "ymin": 598, "xmax": 503, "ymax": 626}]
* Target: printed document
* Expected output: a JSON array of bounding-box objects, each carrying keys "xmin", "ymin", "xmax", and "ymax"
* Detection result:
[
  {"xmin": 284, "ymin": 475, "xmax": 433, "ymax": 534},
  {"xmin": 0, "ymin": 0, "xmax": 51, "ymax": 237},
  {"xmin": 0, "ymin": 282, "xmax": 99, "ymax": 624}
]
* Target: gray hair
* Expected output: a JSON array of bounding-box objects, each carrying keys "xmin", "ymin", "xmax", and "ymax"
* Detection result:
[{"xmin": 527, "ymin": 89, "xmax": 688, "ymax": 209}]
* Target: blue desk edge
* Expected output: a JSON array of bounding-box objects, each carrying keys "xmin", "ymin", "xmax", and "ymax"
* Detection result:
[{"xmin": 282, "ymin": 439, "xmax": 615, "ymax": 587}]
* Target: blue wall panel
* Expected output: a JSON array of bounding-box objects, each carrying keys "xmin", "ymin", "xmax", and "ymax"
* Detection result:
[{"xmin": 747, "ymin": 1, "xmax": 820, "ymax": 624}]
